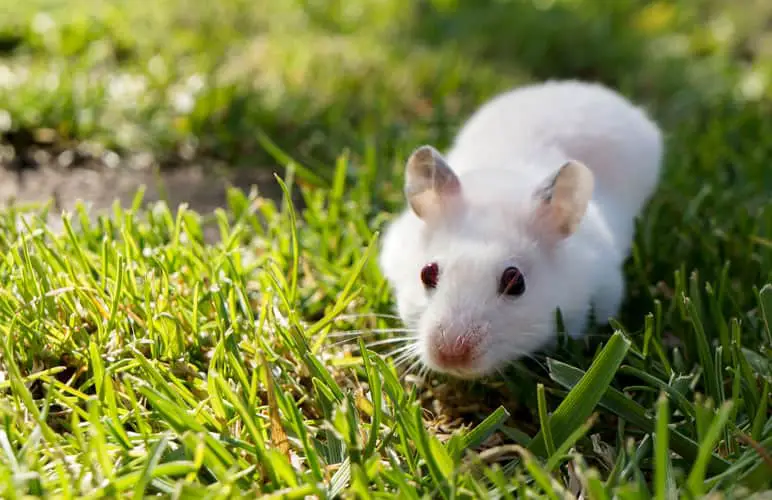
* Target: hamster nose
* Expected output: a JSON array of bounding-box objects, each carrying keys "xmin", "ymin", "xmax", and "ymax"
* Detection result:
[{"xmin": 430, "ymin": 329, "xmax": 482, "ymax": 369}]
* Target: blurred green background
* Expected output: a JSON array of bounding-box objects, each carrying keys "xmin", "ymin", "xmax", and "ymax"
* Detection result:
[
  {"xmin": 2, "ymin": 3, "xmax": 772, "ymax": 497},
  {"xmin": 2, "ymin": 0, "xmax": 772, "ymax": 178}
]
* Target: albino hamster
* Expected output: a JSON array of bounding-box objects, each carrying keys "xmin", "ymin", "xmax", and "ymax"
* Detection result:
[{"xmin": 378, "ymin": 80, "xmax": 663, "ymax": 379}]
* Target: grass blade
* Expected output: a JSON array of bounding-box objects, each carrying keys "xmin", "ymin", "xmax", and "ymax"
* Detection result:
[
  {"xmin": 536, "ymin": 383, "xmax": 556, "ymax": 458},
  {"xmin": 548, "ymin": 359, "xmax": 731, "ymax": 474},
  {"xmin": 528, "ymin": 331, "xmax": 630, "ymax": 458},
  {"xmin": 463, "ymin": 406, "xmax": 511, "ymax": 450},
  {"xmin": 654, "ymin": 392, "xmax": 676, "ymax": 500},
  {"xmin": 687, "ymin": 401, "xmax": 734, "ymax": 496}
]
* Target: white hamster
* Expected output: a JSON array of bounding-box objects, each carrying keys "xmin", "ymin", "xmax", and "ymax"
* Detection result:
[{"xmin": 378, "ymin": 79, "xmax": 664, "ymax": 379}]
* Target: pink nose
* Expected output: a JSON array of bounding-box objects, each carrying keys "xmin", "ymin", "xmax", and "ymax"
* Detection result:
[{"xmin": 431, "ymin": 332, "xmax": 481, "ymax": 369}]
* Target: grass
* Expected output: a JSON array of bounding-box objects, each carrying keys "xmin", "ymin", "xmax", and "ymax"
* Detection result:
[
  {"xmin": 1, "ymin": 0, "xmax": 772, "ymax": 498},
  {"xmin": 2, "ymin": 0, "xmax": 771, "ymax": 168}
]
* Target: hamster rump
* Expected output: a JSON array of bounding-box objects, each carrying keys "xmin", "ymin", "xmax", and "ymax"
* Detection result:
[{"xmin": 378, "ymin": 80, "xmax": 663, "ymax": 379}]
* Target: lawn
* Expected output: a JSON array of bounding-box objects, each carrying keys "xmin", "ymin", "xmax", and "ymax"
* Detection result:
[{"xmin": 1, "ymin": 0, "xmax": 771, "ymax": 498}]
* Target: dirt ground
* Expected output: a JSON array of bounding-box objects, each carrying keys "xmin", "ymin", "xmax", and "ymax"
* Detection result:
[{"xmin": 0, "ymin": 154, "xmax": 292, "ymax": 241}]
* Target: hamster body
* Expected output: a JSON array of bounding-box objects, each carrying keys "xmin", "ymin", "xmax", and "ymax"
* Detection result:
[{"xmin": 378, "ymin": 80, "xmax": 663, "ymax": 379}]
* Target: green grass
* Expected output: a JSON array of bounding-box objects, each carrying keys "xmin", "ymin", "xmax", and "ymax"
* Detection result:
[
  {"xmin": 2, "ymin": 0, "xmax": 771, "ymax": 168},
  {"xmin": 1, "ymin": 0, "xmax": 772, "ymax": 498}
]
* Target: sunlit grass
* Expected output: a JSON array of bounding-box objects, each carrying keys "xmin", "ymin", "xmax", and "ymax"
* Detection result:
[
  {"xmin": 0, "ymin": 0, "xmax": 771, "ymax": 497},
  {"xmin": 0, "ymin": 145, "xmax": 769, "ymax": 497}
]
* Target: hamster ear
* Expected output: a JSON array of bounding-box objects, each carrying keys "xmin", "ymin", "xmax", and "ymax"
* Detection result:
[
  {"xmin": 530, "ymin": 160, "xmax": 594, "ymax": 243},
  {"xmin": 404, "ymin": 145, "xmax": 462, "ymax": 221}
]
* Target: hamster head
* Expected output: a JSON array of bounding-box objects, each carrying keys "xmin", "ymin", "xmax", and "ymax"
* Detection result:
[{"xmin": 379, "ymin": 145, "xmax": 595, "ymax": 379}]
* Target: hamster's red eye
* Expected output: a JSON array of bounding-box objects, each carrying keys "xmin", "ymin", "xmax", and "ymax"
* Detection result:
[
  {"xmin": 421, "ymin": 262, "xmax": 439, "ymax": 289},
  {"xmin": 499, "ymin": 266, "xmax": 525, "ymax": 297}
]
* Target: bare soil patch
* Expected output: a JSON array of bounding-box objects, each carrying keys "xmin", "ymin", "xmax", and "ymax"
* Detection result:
[{"xmin": 0, "ymin": 152, "xmax": 291, "ymax": 241}]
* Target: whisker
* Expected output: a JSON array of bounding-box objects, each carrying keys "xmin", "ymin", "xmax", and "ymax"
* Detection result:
[
  {"xmin": 364, "ymin": 337, "xmax": 413, "ymax": 348},
  {"xmin": 417, "ymin": 365, "xmax": 432, "ymax": 385},
  {"xmin": 327, "ymin": 335, "xmax": 412, "ymax": 349},
  {"xmin": 401, "ymin": 359, "xmax": 424, "ymax": 381},
  {"xmin": 391, "ymin": 344, "xmax": 418, "ymax": 362},
  {"xmin": 575, "ymin": 332, "xmax": 620, "ymax": 340},
  {"xmin": 381, "ymin": 343, "xmax": 417, "ymax": 359},
  {"xmin": 392, "ymin": 350, "xmax": 419, "ymax": 370},
  {"xmin": 500, "ymin": 353, "xmax": 548, "ymax": 374},
  {"xmin": 330, "ymin": 313, "xmax": 403, "ymax": 322},
  {"xmin": 325, "ymin": 328, "xmax": 413, "ymax": 339},
  {"xmin": 523, "ymin": 355, "xmax": 548, "ymax": 372}
]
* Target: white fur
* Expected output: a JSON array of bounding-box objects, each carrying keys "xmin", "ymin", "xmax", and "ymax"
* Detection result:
[{"xmin": 378, "ymin": 80, "xmax": 664, "ymax": 378}]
